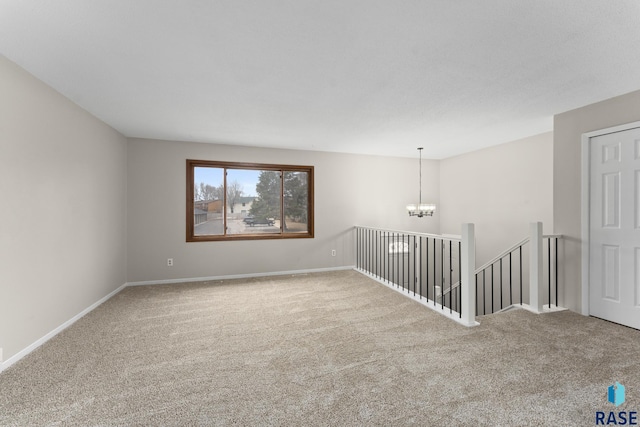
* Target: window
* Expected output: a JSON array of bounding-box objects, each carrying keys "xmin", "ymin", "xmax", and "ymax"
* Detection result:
[{"xmin": 187, "ymin": 159, "xmax": 314, "ymax": 241}]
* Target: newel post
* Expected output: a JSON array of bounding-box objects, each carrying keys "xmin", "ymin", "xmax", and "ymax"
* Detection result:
[
  {"xmin": 529, "ymin": 222, "xmax": 544, "ymax": 313},
  {"xmin": 461, "ymin": 223, "xmax": 476, "ymax": 326}
]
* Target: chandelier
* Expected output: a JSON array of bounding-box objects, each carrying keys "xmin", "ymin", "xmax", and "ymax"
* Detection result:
[{"xmin": 406, "ymin": 147, "xmax": 436, "ymax": 217}]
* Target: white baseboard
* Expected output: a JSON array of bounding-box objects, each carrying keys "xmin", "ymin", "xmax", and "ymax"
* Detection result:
[
  {"xmin": 0, "ymin": 282, "xmax": 127, "ymax": 374},
  {"xmin": 518, "ymin": 303, "xmax": 568, "ymax": 315},
  {"xmin": 126, "ymin": 265, "xmax": 356, "ymax": 287},
  {"xmin": 1, "ymin": 266, "xmax": 357, "ymax": 374}
]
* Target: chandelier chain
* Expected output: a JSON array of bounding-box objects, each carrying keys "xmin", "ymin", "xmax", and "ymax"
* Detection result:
[{"xmin": 418, "ymin": 147, "xmax": 422, "ymax": 206}]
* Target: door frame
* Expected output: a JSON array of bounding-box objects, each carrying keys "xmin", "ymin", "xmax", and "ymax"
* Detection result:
[{"xmin": 581, "ymin": 120, "xmax": 640, "ymax": 316}]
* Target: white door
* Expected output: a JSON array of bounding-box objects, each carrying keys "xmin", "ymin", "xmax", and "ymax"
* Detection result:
[{"xmin": 589, "ymin": 127, "xmax": 640, "ymax": 329}]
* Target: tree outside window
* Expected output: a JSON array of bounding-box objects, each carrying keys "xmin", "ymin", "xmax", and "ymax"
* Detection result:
[{"xmin": 186, "ymin": 160, "xmax": 313, "ymax": 241}]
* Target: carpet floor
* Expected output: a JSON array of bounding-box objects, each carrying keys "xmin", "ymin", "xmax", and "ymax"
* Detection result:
[{"xmin": 1, "ymin": 270, "xmax": 639, "ymax": 426}]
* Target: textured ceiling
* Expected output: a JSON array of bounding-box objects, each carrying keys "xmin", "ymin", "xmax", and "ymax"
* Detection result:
[{"xmin": 2, "ymin": 1, "xmax": 640, "ymax": 159}]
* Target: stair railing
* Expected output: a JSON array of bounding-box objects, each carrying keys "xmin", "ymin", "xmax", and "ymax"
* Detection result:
[
  {"xmin": 354, "ymin": 224, "xmax": 477, "ymax": 326},
  {"xmin": 473, "ymin": 238, "xmax": 529, "ymax": 315},
  {"xmin": 441, "ymin": 222, "xmax": 563, "ymax": 316}
]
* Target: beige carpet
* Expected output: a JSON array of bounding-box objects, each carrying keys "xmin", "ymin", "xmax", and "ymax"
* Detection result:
[{"xmin": 1, "ymin": 270, "xmax": 639, "ymax": 426}]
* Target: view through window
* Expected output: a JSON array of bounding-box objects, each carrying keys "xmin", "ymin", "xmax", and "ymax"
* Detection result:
[{"xmin": 187, "ymin": 160, "xmax": 313, "ymax": 241}]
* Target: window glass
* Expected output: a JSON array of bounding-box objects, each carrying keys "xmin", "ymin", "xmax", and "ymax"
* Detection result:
[
  {"xmin": 227, "ymin": 169, "xmax": 281, "ymax": 235},
  {"xmin": 283, "ymin": 171, "xmax": 309, "ymax": 234},
  {"xmin": 187, "ymin": 160, "xmax": 313, "ymax": 241},
  {"xmin": 193, "ymin": 167, "xmax": 224, "ymax": 236}
]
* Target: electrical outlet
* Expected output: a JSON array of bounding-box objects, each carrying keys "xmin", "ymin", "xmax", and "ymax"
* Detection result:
[
  {"xmin": 167, "ymin": 258, "xmax": 173, "ymax": 267},
  {"xmin": 0, "ymin": 347, "xmax": 3, "ymax": 363},
  {"xmin": 331, "ymin": 249, "xmax": 336, "ymax": 257}
]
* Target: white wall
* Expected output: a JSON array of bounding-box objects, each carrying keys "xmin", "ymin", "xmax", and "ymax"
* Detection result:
[
  {"xmin": 0, "ymin": 56, "xmax": 128, "ymax": 363},
  {"xmin": 439, "ymin": 132, "xmax": 554, "ymax": 266},
  {"xmin": 126, "ymin": 138, "xmax": 440, "ymax": 283},
  {"xmin": 554, "ymin": 89, "xmax": 640, "ymax": 312}
]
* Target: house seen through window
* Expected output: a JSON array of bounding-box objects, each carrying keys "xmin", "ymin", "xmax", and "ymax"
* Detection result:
[{"xmin": 187, "ymin": 160, "xmax": 314, "ymax": 241}]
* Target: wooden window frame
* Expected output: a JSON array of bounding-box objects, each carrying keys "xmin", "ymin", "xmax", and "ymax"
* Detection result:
[{"xmin": 186, "ymin": 159, "xmax": 314, "ymax": 242}]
